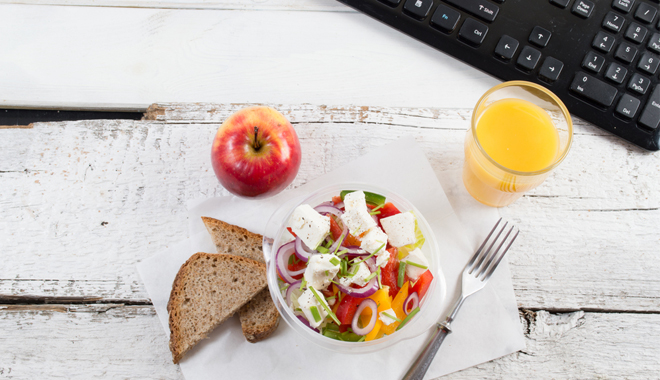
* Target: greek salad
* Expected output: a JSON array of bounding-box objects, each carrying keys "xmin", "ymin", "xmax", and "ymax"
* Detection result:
[{"xmin": 276, "ymin": 190, "xmax": 434, "ymax": 342}]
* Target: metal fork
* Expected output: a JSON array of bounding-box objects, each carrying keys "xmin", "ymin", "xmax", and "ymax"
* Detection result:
[{"xmin": 402, "ymin": 218, "xmax": 519, "ymax": 380}]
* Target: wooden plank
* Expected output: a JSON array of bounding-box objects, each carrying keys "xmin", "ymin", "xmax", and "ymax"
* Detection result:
[
  {"xmin": 1, "ymin": 104, "xmax": 658, "ymax": 312},
  {"xmin": 0, "ymin": 305, "xmax": 658, "ymax": 379},
  {"xmin": 0, "ymin": 0, "xmax": 348, "ymax": 11},
  {"xmin": 0, "ymin": 4, "xmax": 496, "ymax": 111},
  {"xmin": 0, "ymin": 305, "xmax": 181, "ymax": 378}
]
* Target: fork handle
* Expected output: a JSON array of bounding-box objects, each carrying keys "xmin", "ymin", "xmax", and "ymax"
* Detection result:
[{"xmin": 401, "ymin": 324, "xmax": 451, "ymax": 380}]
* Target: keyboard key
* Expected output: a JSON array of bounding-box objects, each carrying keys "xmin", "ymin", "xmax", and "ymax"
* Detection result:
[
  {"xmin": 445, "ymin": 0, "xmax": 499, "ymax": 22},
  {"xmin": 639, "ymin": 86, "xmax": 660, "ymax": 130},
  {"xmin": 582, "ymin": 51, "xmax": 606, "ymax": 72},
  {"xmin": 625, "ymin": 22, "xmax": 647, "ymax": 43},
  {"xmin": 615, "ymin": 93, "xmax": 641, "ymax": 118},
  {"xmin": 637, "ymin": 52, "xmax": 660, "ymax": 74},
  {"xmin": 603, "ymin": 11, "xmax": 626, "ymax": 32},
  {"xmin": 592, "ymin": 31, "xmax": 615, "ymax": 52},
  {"xmin": 403, "ymin": 0, "xmax": 434, "ymax": 19},
  {"xmin": 431, "ymin": 5, "xmax": 461, "ymax": 33},
  {"xmin": 530, "ymin": 26, "xmax": 552, "ymax": 47},
  {"xmin": 517, "ymin": 46, "xmax": 542, "ymax": 70},
  {"xmin": 539, "ymin": 56, "xmax": 564, "ymax": 82},
  {"xmin": 628, "ymin": 73, "xmax": 651, "ymax": 94},
  {"xmin": 614, "ymin": 42, "xmax": 638, "ymax": 62},
  {"xmin": 570, "ymin": 71, "xmax": 618, "ymax": 107},
  {"xmin": 612, "ymin": 0, "xmax": 634, "ymax": 14},
  {"xmin": 550, "ymin": 0, "xmax": 570, "ymax": 8},
  {"xmin": 494, "ymin": 35, "xmax": 519, "ymax": 60},
  {"xmin": 572, "ymin": 0, "xmax": 595, "ymax": 18},
  {"xmin": 634, "ymin": 2, "xmax": 657, "ymax": 24},
  {"xmin": 458, "ymin": 18, "xmax": 489, "ymax": 46},
  {"xmin": 605, "ymin": 62, "xmax": 628, "ymax": 83},
  {"xmin": 647, "ymin": 33, "xmax": 660, "ymax": 53}
]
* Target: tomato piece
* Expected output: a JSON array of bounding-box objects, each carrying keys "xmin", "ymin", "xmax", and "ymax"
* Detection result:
[
  {"xmin": 286, "ymin": 227, "xmax": 297, "ymax": 237},
  {"xmin": 287, "ymin": 257, "xmax": 306, "ymax": 280},
  {"xmin": 329, "ymin": 217, "xmax": 343, "ymax": 241},
  {"xmin": 380, "ymin": 248, "xmax": 402, "ymax": 299},
  {"xmin": 338, "ymin": 324, "xmax": 350, "ymax": 333},
  {"xmin": 335, "ymin": 294, "xmax": 363, "ymax": 325},
  {"xmin": 332, "ymin": 195, "xmax": 343, "ymax": 205},
  {"xmin": 378, "ymin": 202, "xmax": 401, "ymax": 219},
  {"xmin": 411, "ymin": 270, "xmax": 434, "ymax": 300}
]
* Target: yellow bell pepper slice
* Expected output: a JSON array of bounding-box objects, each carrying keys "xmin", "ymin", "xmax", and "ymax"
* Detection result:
[
  {"xmin": 365, "ymin": 319, "xmax": 383, "ymax": 341},
  {"xmin": 380, "ymin": 281, "xmax": 409, "ymax": 335},
  {"xmin": 360, "ymin": 287, "xmax": 393, "ymax": 341}
]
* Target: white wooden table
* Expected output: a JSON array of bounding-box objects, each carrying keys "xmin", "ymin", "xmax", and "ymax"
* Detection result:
[
  {"xmin": 1, "ymin": 0, "xmax": 660, "ymax": 378},
  {"xmin": 2, "ymin": 103, "xmax": 659, "ymax": 378}
]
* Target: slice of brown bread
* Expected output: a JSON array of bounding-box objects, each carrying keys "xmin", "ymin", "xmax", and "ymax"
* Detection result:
[
  {"xmin": 202, "ymin": 216, "xmax": 264, "ymax": 263},
  {"xmin": 202, "ymin": 216, "xmax": 280, "ymax": 343},
  {"xmin": 167, "ymin": 253, "xmax": 267, "ymax": 363},
  {"xmin": 239, "ymin": 288, "xmax": 281, "ymax": 342}
]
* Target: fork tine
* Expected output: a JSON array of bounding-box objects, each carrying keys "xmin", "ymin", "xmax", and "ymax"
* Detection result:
[
  {"xmin": 475, "ymin": 224, "xmax": 513, "ymax": 279},
  {"xmin": 466, "ymin": 218, "xmax": 502, "ymax": 272},
  {"xmin": 482, "ymin": 227, "xmax": 519, "ymax": 281},
  {"xmin": 470, "ymin": 220, "xmax": 508, "ymax": 275}
]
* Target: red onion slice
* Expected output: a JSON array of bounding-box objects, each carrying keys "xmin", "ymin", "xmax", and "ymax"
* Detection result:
[
  {"xmin": 334, "ymin": 275, "xmax": 378, "ymax": 298},
  {"xmin": 334, "ymin": 201, "xmax": 345, "ymax": 210},
  {"xmin": 314, "ymin": 204, "xmax": 344, "ymax": 217},
  {"xmin": 297, "ymin": 315, "xmax": 320, "ymax": 333},
  {"xmin": 364, "ymin": 257, "xmax": 377, "ymax": 272},
  {"xmin": 294, "ymin": 236, "xmax": 316, "ymax": 262},
  {"xmin": 404, "ymin": 292, "xmax": 419, "ymax": 315},
  {"xmin": 286, "ymin": 280, "xmax": 303, "ymax": 307},
  {"xmin": 276, "ymin": 241, "xmax": 302, "ymax": 284},
  {"xmin": 351, "ymin": 298, "xmax": 378, "ymax": 336}
]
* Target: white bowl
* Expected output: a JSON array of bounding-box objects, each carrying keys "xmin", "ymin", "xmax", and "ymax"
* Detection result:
[{"xmin": 263, "ymin": 183, "xmax": 447, "ymax": 353}]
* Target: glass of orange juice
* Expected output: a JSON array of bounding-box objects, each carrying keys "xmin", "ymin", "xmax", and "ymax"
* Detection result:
[{"xmin": 463, "ymin": 81, "xmax": 573, "ymax": 207}]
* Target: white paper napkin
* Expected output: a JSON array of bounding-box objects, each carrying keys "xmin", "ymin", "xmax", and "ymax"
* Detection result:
[{"xmin": 137, "ymin": 136, "xmax": 525, "ymax": 379}]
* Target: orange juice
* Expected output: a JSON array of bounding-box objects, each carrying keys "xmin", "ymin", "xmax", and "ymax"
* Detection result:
[
  {"xmin": 464, "ymin": 98, "xmax": 561, "ymax": 207},
  {"xmin": 477, "ymin": 98, "xmax": 559, "ymax": 172}
]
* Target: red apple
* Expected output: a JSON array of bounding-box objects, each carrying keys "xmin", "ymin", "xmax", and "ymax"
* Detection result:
[{"xmin": 211, "ymin": 106, "xmax": 302, "ymax": 198}]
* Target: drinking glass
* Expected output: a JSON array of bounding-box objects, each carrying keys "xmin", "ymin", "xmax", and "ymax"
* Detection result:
[{"xmin": 463, "ymin": 81, "xmax": 573, "ymax": 207}]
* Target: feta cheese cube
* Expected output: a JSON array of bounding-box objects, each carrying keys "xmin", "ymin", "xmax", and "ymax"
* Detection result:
[
  {"xmin": 379, "ymin": 308, "xmax": 398, "ymax": 326},
  {"xmin": 375, "ymin": 247, "xmax": 391, "ymax": 268},
  {"xmin": 343, "ymin": 190, "xmax": 366, "ymax": 211},
  {"xmin": 338, "ymin": 261, "xmax": 371, "ymax": 288},
  {"xmin": 380, "ymin": 211, "xmax": 416, "ymax": 247},
  {"xmin": 403, "ymin": 248, "xmax": 430, "ymax": 280},
  {"xmin": 340, "ymin": 206, "xmax": 377, "ymax": 237},
  {"xmin": 288, "ymin": 204, "xmax": 331, "ymax": 249},
  {"xmin": 297, "ymin": 288, "xmax": 329, "ymax": 328},
  {"xmin": 304, "ymin": 254, "xmax": 340, "ymax": 291},
  {"xmin": 360, "ymin": 227, "xmax": 388, "ymax": 254}
]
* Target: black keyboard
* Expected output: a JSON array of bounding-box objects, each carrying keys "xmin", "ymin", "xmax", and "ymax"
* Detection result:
[{"xmin": 337, "ymin": 0, "xmax": 660, "ymax": 151}]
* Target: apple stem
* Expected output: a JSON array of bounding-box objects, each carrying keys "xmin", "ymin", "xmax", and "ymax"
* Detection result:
[{"xmin": 253, "ymin": 126, "xmax": 261, "ymax": 151}]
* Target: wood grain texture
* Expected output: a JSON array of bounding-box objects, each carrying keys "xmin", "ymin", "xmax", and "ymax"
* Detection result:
[
  {"xmin": 0, "ymin": 3, "xmax": 497, "ymax": 111},
  {"xmin": 0, "ymin": 0, "xmax": 348, "ymax": 11},
  {"xmin": 1, "ymin": 305, "xmax": 658, "ymax": 379},
  {"xmin": 2, "ymin": 103, "xmax": 659, "ymax": 379},
  {"xmin": 2, "ymin": 104, "xmax": 659, "ymax": 312}
]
